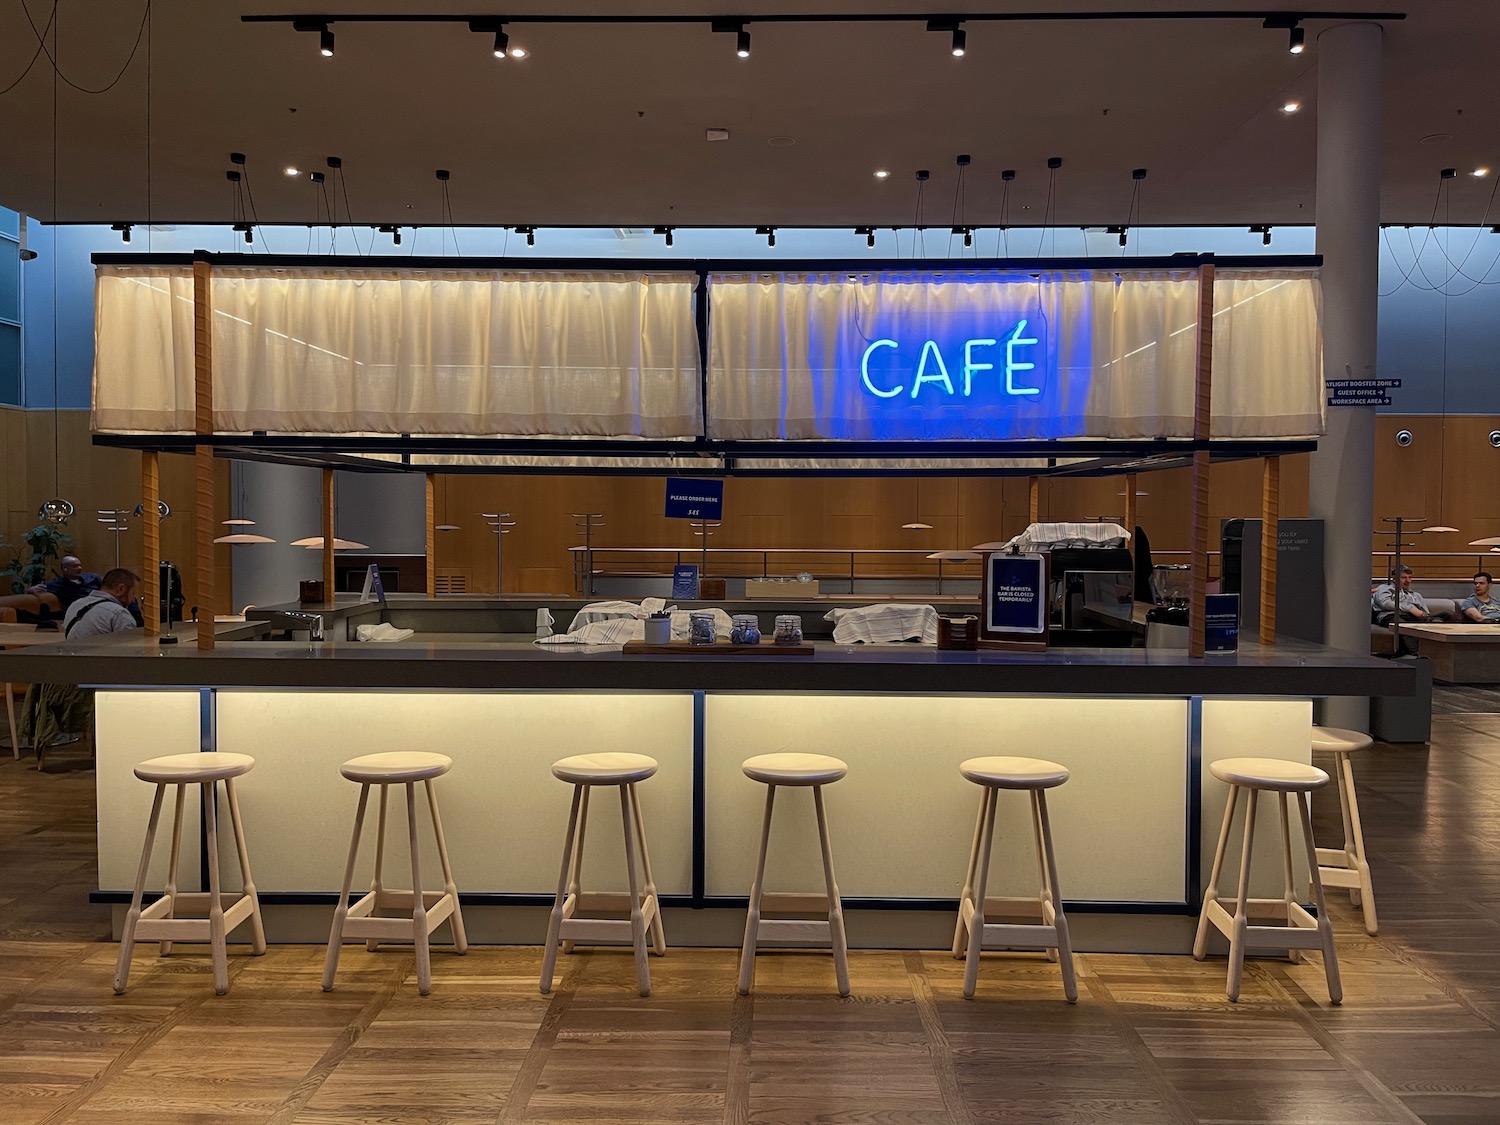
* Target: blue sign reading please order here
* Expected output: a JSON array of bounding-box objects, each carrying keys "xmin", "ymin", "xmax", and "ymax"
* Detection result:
[{"xmin": 665, "ymin": 478, "xmax": 724, "ymax": 521}]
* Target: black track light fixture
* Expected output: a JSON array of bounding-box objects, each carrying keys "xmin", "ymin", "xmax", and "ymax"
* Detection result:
[
  {"xmin": 952, "ymin": 26, "xmax": 966, "ymax": 56},
  {"xmin": 515, "ymin": 226, "xmax": 537, "ymax": 246},
  {"xmin": 654, "ymin": 226, "xmax": 674, "ymax": 248},
  {"xmin": 232, "ymin": 222, "xmax": 254, "ymax": 245},
  {"xmin": 1108, "ymin": 225, "xmax": 1128, "ymax": 247},
  {"xmin": 855, "ymin": 226, "xmax": 876, "ymax": 248},
  {"xmin": 1289, "ymin": 24, "xmax": 1305, "ymax": 53},
  {"xmin": 378, "ymin": 224, "xmax": 402, "ymax": 245},
  {"xmin": 291, "ymin": 19, "xmax": 334, "ymax": 56},
  {"xmin": 1249, "ymin": 224, "xmax": 1272, "ymax": 246},
  {"xmin": 1262, "ymin": 16, "xmax": 1306, "ymax": 55},
  {"xmin": 756, "ymin": 226, "xmax": 776, "ymax": 248},
  {"xmin": 952, "ymin": 226, "xmax": 974, "ymax": 248},
  {"xmin": 111, "ymin": 223, "xmax": 132, "ymax": 243},
  {"xmin": 737, "ymin": 28, "xmax": 751, "ymax": 57},
  {"xmin": 926, "ymin": 18, "xmax": 965, "ymax": 57},
  {"xmin": 710, "ymin": 19, "xmax": 751, "ymax": 59},
  {"xmin": 494, "ymin": 29, "xmax": 509, "ymax": 56}
]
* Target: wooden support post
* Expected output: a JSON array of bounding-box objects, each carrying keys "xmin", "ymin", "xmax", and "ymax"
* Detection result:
[
  {"xmin": 141, "ymin": 451, "xmax": 160, "ymax": 638},
  {"xmin": 425, "ymin": 473, "xmax": 437, "ymax": 598},
  {"xmin": 1028, "ymin": 476, "xmax": 1040, "ymax": 524},
  {"xmin": 1260, "ymin": 456, "xmax": 1281, "ymax": 646},
  {"xmin": 1188, "ymin": 263, "xmax": 1215, "ymax": 658},
  {"xmin": 192, "ymin": 259, "xmax": 216, "ymax": 650},
  {"xmin": 321, "ymin": 469, "xmax": 336, "ymax": 604},
  {"xmin": 1124, "ymin": 473, "xmax": 1139, "ymax": 537}
]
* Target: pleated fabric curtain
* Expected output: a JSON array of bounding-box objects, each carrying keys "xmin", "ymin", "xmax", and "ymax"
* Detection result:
[
  {"xmin": 93, "ymin": 265, "xmax": 704, "ymax": 439},
  {"xmin": 706, "ymin": 268, "xmax": 1324, "ymax": 442}
]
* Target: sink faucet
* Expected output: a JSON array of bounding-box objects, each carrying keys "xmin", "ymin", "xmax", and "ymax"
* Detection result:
[{"xmin": 269, "ymin": 611, "xmax": 324, "ymax": 641}]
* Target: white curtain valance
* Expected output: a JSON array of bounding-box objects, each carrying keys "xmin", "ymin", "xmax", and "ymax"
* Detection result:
[
  {"xmin": 93, "ymin": 266, "xmax": 703, "ymax": 439},
  {"xmin": 706, "ymin": 268, "xmax": 1323, "ymax": 442}
]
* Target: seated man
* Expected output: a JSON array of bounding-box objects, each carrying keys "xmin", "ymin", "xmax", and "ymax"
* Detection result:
[
  {"xmin": 1460, "ymin": 571, "xmax": 1500, "ymax": 623},
  {"xmin": 62, "ymin": 568, "xmax": 141, "ymax": 639},
  {"xmin": 1372, "ymin": 565, "xmax": 1432, "ymax": 625},
  {"xmin": 27, "ymin": 555, "xmax": 103, "ymax": 612}
]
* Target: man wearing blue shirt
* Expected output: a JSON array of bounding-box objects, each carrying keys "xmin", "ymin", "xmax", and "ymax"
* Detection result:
[
  {"xmin": 27, "ymin": 555, "xmax": 103, "ymax": 611},
  {"xmin": 1460, "ymin": 572, "xmax": 1500, "ymax": 623}
]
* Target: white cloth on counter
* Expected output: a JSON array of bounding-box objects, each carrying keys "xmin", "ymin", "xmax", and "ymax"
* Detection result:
[
  {"xmin": 998, "ymin": 522, "xmax": 1131, "ymax": 553},
  {"xmin": 568, "ymin": 597, "xmax": 668, "ymax": 630},
  {"xmin": 355, "ymin": 622, "xmax": 415, "ymax": 643},
  {"xmin": 536, "ymin": 604, "xmax": 734, "ymax": 650},
  {"xmin": 823, "ymin": 604, "xmax": 939, "ymax": 645}
]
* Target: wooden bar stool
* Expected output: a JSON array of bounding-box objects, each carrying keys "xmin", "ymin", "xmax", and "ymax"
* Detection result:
[
  {"xmin": 323, "ymin": 751, "xmax": 467, "ymax": 997},
  {"xmin": 540, "ymin": 752, "xmax": 666, "ymax": 997},
  {"xmin": 1312, "ymin": 726, "xmax": 1378, "ymax": 935},
  {"xmin": 1194, "ymin": 757, "xmax": 1341, "ymax": 1003},
  {"xmin": 952, "ymin": 756, "xmax": 1077, "ymax": 1002},
  {"xmin": 114, "ymin": 752, "xmax": 266, "ymax": 996},
  {"xmin": 737, "ymin": 753, "xmax": 850, "ymax": 998}
]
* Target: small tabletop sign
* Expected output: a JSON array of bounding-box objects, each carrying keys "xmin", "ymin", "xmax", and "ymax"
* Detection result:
[
  {"xmin": 672, "ymin": 564, "xmax": 701, "ymax": 601},
  {"xmin": 1205, "ymin": 593, "xmax": 1240, "ymax": 653},
  {"xmin": 665, "ymin": 477, "xmax": 724, "ymax": 521},
  {"xmin": 980, "ymin": 552, "xmax": 1050, "ymax": 648},
  {"xmin": 358, "ymin": 563, "xmax": 387, "ymax": 606}
]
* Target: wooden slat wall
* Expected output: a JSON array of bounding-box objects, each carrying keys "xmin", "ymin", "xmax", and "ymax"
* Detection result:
[{"xmin": 3, "ymin": 413, "xmax": 1495, "ymax": 598}]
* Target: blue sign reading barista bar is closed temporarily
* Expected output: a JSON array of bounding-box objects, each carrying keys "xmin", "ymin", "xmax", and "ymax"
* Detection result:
[{"xmin": 665, "ymin": 478, "xmax": 724, "ymax": 521}]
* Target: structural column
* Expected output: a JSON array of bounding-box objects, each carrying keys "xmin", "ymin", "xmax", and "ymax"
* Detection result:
[{"xmin": 1311, "ymin": 21, "xmax": 1382, "ymax": 730}]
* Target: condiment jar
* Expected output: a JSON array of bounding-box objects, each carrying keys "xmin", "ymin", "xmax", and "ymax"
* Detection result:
[
  {"xmin": 689, "ymin": 611, "xmax": 717, "ymax": 645},
  {"xmin": 731, "ymin": 613, "xmax": 761, "ymax": 645},
  {"xmin": 773, "ymin": 614, "xmax": 803, "ymax": 645}
]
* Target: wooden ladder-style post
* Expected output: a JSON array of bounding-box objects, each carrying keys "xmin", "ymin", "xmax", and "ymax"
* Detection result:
[
  {"xmin": 141, "ymin": 451, "xmax": 160, "ymax": 637},
  {"xmin": 1260, "ymin": 456, "xmax": 1281, "ymax": 645},
  {"xmin": 1188, "ymin": 262, "xmax": 1215, "ymax": 658},
  {"xmin": 1028, "ymin": 476, "xmax": 1040, "ymax": 524},
  {"xmin": 322, "ymin": 469, "xmax": 336, "ymax": 601},
  {"xmin": 192, "ymin": 257, "xmax": 216, "ymax": 650},
  {"xmin": 425, "ymin": 473, "xmax": 437, "ymax": 598}
]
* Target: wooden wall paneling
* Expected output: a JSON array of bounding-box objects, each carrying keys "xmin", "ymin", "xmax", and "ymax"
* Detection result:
[
  {"xmin": 1260, "ymin": 457, "xmax": 1280, "ymax": 645},
  {"xmin": 1188, "ymin": 262, "xmax": 1215, "ymax": 658},
  {"xmin": 192, "ymin": 259, "xmax": 216, "ymax": 648},
  {"xmin": 424, "ymin": 474, "xmax": 436, "ymax": 597},
  {"xmin": 321, "ymin": 469, "xmax": 335, "ymax": 601},
  {"xmin": 1439, "ymin": 415, "xmax": 1500, "ymax": 549}
]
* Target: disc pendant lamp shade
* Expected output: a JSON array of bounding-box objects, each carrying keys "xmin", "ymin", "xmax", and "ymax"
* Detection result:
[
  {"xmin": 213, "ymin": 533, "xmax": 277, "ymax": 544},
  {"xmin": 292, "ymin": 536, "xmax": 369, "ymax": 550}
]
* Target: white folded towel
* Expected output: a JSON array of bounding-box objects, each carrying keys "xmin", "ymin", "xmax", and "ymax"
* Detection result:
[{"xmin": 356, "ymin": 622, "xmax": 415, "ymax": 642}]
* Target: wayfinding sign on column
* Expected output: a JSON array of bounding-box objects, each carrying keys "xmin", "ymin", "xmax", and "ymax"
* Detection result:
[
  {"xmin": 1326, "ymin": 378, "xmax": 1400, "ymax": 407},
  {"xmin": 665, "ymin": 478, "xmax": 724, "ymax": 520}
]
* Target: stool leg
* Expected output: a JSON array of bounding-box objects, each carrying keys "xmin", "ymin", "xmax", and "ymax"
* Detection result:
[
  {"xmin": 323, "ymin": 783, "xmax": 371, "ymax": 991},
  {"xmin": 629, "ymin": 783, "xmax": 667, "ymax": 956},
  {"xmin": 225, "ymin": 778, "xmax": 266, "ymax": 956},
  {"xmin": 963, "ymin": 787, "xmax": 998, "ymax": 999},
  {"xmin": 114, "ymin": 782, "xmax": 167, "ymax": 994},
  {"xmin": 1031, "ymin": 790, "xmax": 1059, "ymax": 964},
  {"xmin": 619, "ymin": 784, "xmax": 651, "ymax": 996},
  {"xmin": 952, "ymin": 791, "xmax": 987, "ymax": 959},
  {"xmin": 561, "ymin": 785, "xmax": 591, "ymax": 955},
  {"xmin": 1194, "ymin": 784, "xmax": 1241, "ymax": 960},
  {"xmin": 366, "ymin": 785, "xmax": 389, "ymax": 952},
  {"xmin": 738, "ymin": 784, "xmax": 776, "ymax": 996},
  {"xmin": 1277, "ymin": 793, "xmax": 1302, "ymax": 964},
  {"xmin": 405, "ymin": 782, "xmax": 432, "ymax": 996},
  {"xmin": 813, "ymin": 784, "xmax": 850, "ymax": 998},
  {"xmin": 1225, "ymin": 788, "xmax": 1259, "ymax": 1003},
  {"xmin": 4, "ymin": 682, "xmax": 19, "ymax": 761},
  {"xmin": 1034, "ymin": 789, "xmax": 1077, "ymax": 1003},
  {"xmin": 1296, "ymin": 790, "xmax": 1343, "ymax": 1004},
  {"xmin": 158, "ymin": 783, "xmax": 188, "ymax": 956},
  {"xmin": 540, "ymin": 785, "xmax": 584, "ymax": 995},
  {"xmin": 203, "ymin": 781, "xmax": 230, "ymax": 996},
  {"xmin": 1341, "ymin": 755, "xmax": 1378, "ymax": 935},
  {"xmin": 424, "ymin": 779, "xmax": 466, "ymax": 955}
]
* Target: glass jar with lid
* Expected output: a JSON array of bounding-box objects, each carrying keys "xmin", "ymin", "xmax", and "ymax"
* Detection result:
[
  {"xmin": 730, "ymin": 613, "xmax": 761, "ymax": 645},
  {"xmin": 689, "ymin": 611, "xmax": 717, "ymax": 645},
  {"xmin": 773, "ymin": 614, "xmax": 803, "ymax": 645}
]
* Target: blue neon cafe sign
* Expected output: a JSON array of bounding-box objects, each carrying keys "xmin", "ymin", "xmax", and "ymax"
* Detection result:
[{"xmin": 859, "ymin": 320, "xmax": 1042, "ymax": 400}]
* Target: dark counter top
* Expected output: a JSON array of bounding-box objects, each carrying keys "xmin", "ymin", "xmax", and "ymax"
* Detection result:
[{"xmin": 0, "ymin": 622, "xmax": 1412, "ymax": 697}]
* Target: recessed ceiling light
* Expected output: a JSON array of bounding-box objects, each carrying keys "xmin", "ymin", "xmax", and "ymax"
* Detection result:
[
  {"xmin": 1473, "ymin": 167, "xmax": 1491, "ymax": 178},
  {"xmin": 767, "ymin": 136, "xmax": 796, "ymax": 147},
  {"xmin": 874, "ymin": 170, "xmax": 890, "ymax": 180},
  {"xmin": 284, "ymin": 167, "xmax": 300, "ymax": 176},
  {"xmin": 508, "ymin": 46, "xmax": 527, "ymax": 58},
  {"xmin": 1281, "ymin": 101, "xmax": 1301, "ymax": 114}
]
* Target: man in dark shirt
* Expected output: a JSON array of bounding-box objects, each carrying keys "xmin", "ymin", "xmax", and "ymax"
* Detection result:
[{"xmin": 27, "ymin": 556, "xmax": 103, "ymax": 611}]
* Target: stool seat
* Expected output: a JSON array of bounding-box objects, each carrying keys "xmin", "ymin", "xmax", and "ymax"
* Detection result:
[
  {"xmin": 340, "ymin": 751, "xmax": 452, "ymax": 784},
  {"xmin": 960, "ymin": 756, "xmax": 1069, "ymax": 789},
  {"xmin": 134, "ymin": 752, "xmax": 255, "ymax": 784},
  {"xmin": 551, "ymin": 752, "xmax": 658, "ymax": 785},
  {"xmin": 742, "ymin": 753, "xmax": 848, "ymax": 786},
  {"xmin": 1311, "ymin": 726, "xmax": 1373, "ymax": 755},
  {"xmin": 1210, "ymin": 757, "xmax": 1328, "ymax": 791}
]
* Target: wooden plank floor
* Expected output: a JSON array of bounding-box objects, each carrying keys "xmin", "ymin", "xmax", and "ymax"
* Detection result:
[{"xmin": 2, "ymin": 716, "xmax": 1500, "ymax": 1124}]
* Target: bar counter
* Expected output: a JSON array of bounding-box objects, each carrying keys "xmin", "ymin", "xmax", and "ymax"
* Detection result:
[{"xmin": 0, "ymin": 606, "xmax": 1413, "ymax": 954}]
